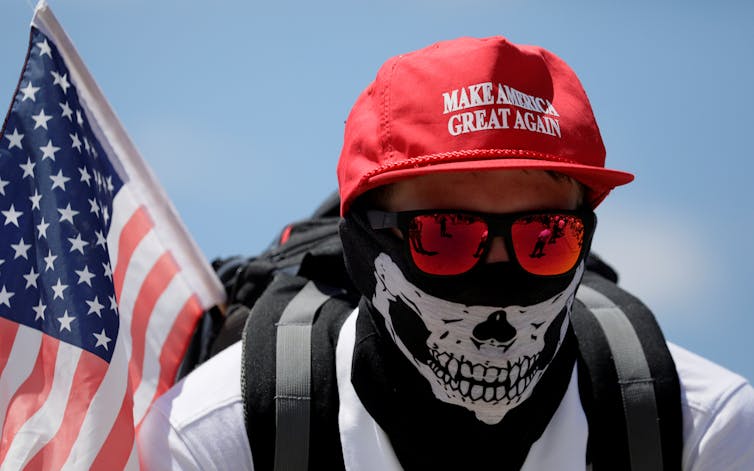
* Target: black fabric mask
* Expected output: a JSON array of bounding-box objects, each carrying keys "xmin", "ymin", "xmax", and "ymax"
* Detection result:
[{"xmin": 340, "ymin": 209, "xmax": 588, "ymax": 468}]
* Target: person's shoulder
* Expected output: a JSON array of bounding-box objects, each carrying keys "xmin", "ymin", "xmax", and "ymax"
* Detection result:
[
  {"xmin": 138, "ymin": 341, "xmax": 252, "ymax": 470},
  {"xmin": 669, "ymin": 342, "xmax": 752, "ymax": 413},
  {"xmin": 158, "ymin": 340, "xmax": 244, "ymax": 422},
  {"xmin": 669, "ymin": 342, "xmax": 754, "ymax": 469}
]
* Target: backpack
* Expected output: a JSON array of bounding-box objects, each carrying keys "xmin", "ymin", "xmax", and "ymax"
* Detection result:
[{"xmin": 177, "ymin": 192, "xmax": 682, "ymax": 471}]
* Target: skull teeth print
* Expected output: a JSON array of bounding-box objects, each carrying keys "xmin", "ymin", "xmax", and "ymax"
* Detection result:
[
  {"xmin": 428, "ymin": 349, "xmax": 540, "ymax": 403},
  {"xmin": 370, "ymin": 253, "xmax": 583, "ymax": 423}
]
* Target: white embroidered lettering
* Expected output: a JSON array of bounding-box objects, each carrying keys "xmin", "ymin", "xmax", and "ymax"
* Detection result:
[{"xmin": 442, "ymin": 82, "xmax": 560, "ymax": 138}]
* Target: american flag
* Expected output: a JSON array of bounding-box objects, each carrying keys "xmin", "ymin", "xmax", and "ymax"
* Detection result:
[{"xmin": 0, "ymin": 4, "xmax": 225, "ymax": 469}]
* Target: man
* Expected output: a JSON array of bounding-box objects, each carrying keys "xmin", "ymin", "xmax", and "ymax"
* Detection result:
[{"xmin": 139, "ymin": 36, "xmax": 754, "ymax": 470}]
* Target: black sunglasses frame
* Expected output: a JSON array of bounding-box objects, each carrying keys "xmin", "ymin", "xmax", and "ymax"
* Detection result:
[{"xmin": 366, "ymin": 208, "xmax": 596, "ymax": 277}]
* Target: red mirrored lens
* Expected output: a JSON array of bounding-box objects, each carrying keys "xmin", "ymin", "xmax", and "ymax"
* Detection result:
[
  {"xmin": 408, "ymin": 214, "xmax": 488, "ymax": 275},
  {"xmin": 511, "ymin": 214, "xmax": 585, "ymax": 275}
]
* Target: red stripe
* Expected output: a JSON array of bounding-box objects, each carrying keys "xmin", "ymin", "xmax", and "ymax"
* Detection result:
[
  {"xmin": 113, "ymin": 207, "xmax": 154, "ymax": 300},
  {"xmin": 128, "ymin": 252, "xmax": 180, "ymax": 394},
  {"xmin": 24, "ymin": 351, "xmax": 108, "ymax": 470},
  {"xmin": 279, "ymin": 224, "xmax": 293, "ymax": 245},
  {"xmin": 148, "ymin": 295, "xmax": 203, "ymax": 411},
  {"xmin": 90, "ymin": 379, "xmax": 135, "ymax": 471},
  {"xmin": 0, "ymin": 336, "xmax": 59, "ymax": 465},
  {"xmin": 0, "ymin": 317, "xmax": 20, "ymax": 378}
]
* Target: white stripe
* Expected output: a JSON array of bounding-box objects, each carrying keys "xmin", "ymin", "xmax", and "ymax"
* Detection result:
[
  {"xmin": 124, "ymin": 441, "xmax": 139, "ymax": 471},
  {"xmin": 60, "ymin": 328, "xmax": 131, "ymax": 470},
  {"xmin": 116, "ymin": 228, "xmax": 166, "ymax": 409},
  {"xmin": 132, "ymin": 273, "xmax": 194, "ymax": 423},
  {"xmin": 0, "ymin": 342, "xmax": 81, "ymax": 471},
  {"xmin": 107, "ymin": 184, "xmax": 142, "ymax": 267},
  {"xmin": 117, "ymin": 229, "xmax": 164, "ymax": 327},
  {"xmin": 0, "ymin": 326, "xmax": 42, "ymax": 436}
]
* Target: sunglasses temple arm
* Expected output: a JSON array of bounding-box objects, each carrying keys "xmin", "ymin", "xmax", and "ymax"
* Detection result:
[{"xmin": 367, "ymin": 211, "xmax": 398, "ymax": 230}]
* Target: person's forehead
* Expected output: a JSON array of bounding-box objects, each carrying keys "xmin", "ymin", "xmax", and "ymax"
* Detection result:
[{"xmin": 382, "ymin": 169, "xmax": 582, "ymax": 212}]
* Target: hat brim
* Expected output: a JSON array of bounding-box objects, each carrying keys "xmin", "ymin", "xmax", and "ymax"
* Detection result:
[{"xmin": 362, "ymin": 158, "xmax": 634, "ymax": 209}]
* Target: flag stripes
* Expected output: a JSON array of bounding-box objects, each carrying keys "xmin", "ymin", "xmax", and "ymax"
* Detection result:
[
  {"xmin": 24, "ymin": 350, "xmax": 108, "ymax": 470},
  {"xmin": 0, "ymin": 317, "xmax": 19, "ymax": 379},
  {"xmin": 1, "ymin": 336, "xmax": 66, "ymax": 469},
  {"xmin": 0, "ymin": 187, "xmax": 203, "ymax": 468},
  {"xmin": 150, "ymin": 295, "xmax": 203, "ymax": 408}
]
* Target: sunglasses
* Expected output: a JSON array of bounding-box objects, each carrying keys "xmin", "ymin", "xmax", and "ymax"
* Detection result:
[{"xmin": 367, "ymin": 208, "xmax": 595, "ymax": 277}]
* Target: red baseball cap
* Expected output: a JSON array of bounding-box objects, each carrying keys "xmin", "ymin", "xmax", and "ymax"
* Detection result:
[{"xmin": 337, "ymin": 36, "xmax": 634, "ymax": 214}]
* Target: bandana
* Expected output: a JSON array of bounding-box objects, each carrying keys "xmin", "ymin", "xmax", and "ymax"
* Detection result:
[{"xmin": 340, "ymin": 209, "xmax": 586, "ymax": 467}]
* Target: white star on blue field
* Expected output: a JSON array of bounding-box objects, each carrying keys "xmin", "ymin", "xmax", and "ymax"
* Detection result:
[{"xmin": 2, "ymin": 0, "xmax": 753, "ymax": 381}]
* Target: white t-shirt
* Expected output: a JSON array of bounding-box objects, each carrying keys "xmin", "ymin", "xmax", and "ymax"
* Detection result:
[{"xmin": 138, "ymin": 310, "xmax": 754, "ymax": 470}]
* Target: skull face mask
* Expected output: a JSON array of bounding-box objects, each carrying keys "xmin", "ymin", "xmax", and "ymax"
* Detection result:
[
  {"xmin": 340, "ymin": 210, "xmax": 590, "ymax": 425},
  {"xmin": 371, "ymin": 253, "xmax": 581, "ymax": 424}
]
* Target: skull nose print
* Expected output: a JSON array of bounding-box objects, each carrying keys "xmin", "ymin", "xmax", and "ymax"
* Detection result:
[{"xmin": 473, "ymin": 310, "xmax": 516, "ymax": 344}]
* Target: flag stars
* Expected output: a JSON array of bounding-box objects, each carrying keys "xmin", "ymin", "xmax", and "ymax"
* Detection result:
[
  {"xmin": 44, "ymin": 249, "xmax": 57, "ymax": 271},
  {"xmin": 75, "ymin": 265, "xmax": 96, "ymax": 286},
  {"xmin": 29, "ymin": 190, "xmax": 42, "ymax": 210},
  {"xmin": 37, "ymin": 218, "xmax": 50, "ymax": 239},
  {"xmin": 60, "ymin": 101, "xmax": 73, "ymax": 121},
  {"xmin": 93, "ymin": 329, "xmax": 111, "ymax": 351},
  {"xmin": 58, "ymin": 203, "xmax": 79, "ymax": 224},
  {"xmin": 57, "ymin": 310, "xmax": 75, "ymax": 332},
  {"xmin": 36, "ymin": 39, "xmax": 52, "ymax": 58},
  {"xmin": 51, "ymin": 278, "xmax": 68, "ymax": 300},
  {"xmin": 33, "ymin": 300, "xmax": 46, "ymax": 321},
  {"xmin": 103, "ymin": 262, "xmax": 113, "ymax": 280},
  {"xmin": 19, "ymin": 82, "xmax": 40, "ymax": 102},
  {"xmin": 70, "ymin": 132, "xmax": 82, "ymax": 152},
  {"xmin": 5, "ymin": 128, "xmax": 24, "ymax": 149},
  {"xmin": 1, "ymin": 32, "xmax": 134, "ymax": 363},
  {"xmin": 40, "ymin": 139, "xmax": 60, "ymax": 161},
  {"xmin": 20, "ymin": 158, "xmax": 36, "ymax": 179},
  {"xmin": 0, "ymin": 286, "xmax": 14, "ymax": 308},
  {"xmin": 88, "ymin": 198, "xmax": 100, "ymax": 215},
  {"xmin": 50, "ymin": 70, "xmax": 71, "ymax": 94},
  {"xmin": 24, "ymin": 267, "xmax": 40, "ymax": 289},
  {"xmin": 95, "ymin": 230, "xmax": 106, "ymax": 248},
  {"xmin": 50, "ymin": 170, "xmax": 71, "ymax": 191},
  {"xmin": 68, "ymin": 233, "xmax": 88, "ymax": 254},
  {"xmin": 2, "ymin": 204, "xmax": 23, "ymax": 227},
  {"xmin": 79, "ymin": 166, "xmax": 92, "ymax": 185},
  {"xmin": 93, "ymin": 170, "xmax": 102, "ymax": 188},
  {"xmin": 31, "ymin": 108, "xmax": 53, "ymax": 130},
  {"xmin": 86, "ymin": 296, "xmax": 105, "ymax": 317},
  {"xmin": 11, "ymin": 238, "xmax": 32, "ymax": 260}
]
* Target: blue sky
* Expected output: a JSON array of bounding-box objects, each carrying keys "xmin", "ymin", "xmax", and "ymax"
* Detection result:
[{"xmin": 2, "ymin": 0, "xmax": 753, "ymax": 382}]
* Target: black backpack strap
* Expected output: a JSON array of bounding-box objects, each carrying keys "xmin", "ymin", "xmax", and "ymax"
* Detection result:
[
  {"xmin": 273, "ymin": 281, "xmax": 338, "ymax": 471},
  {"xmin": 242, "ymin": 273, "xmax": 355, "ymax": 471},
  {"xmin": 576, "ymin": 284, "xmax": 663, "ymax": 470},
  {"xmin": 572, "ymin": 272, "xmax": 682, "ymax": 471}
]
